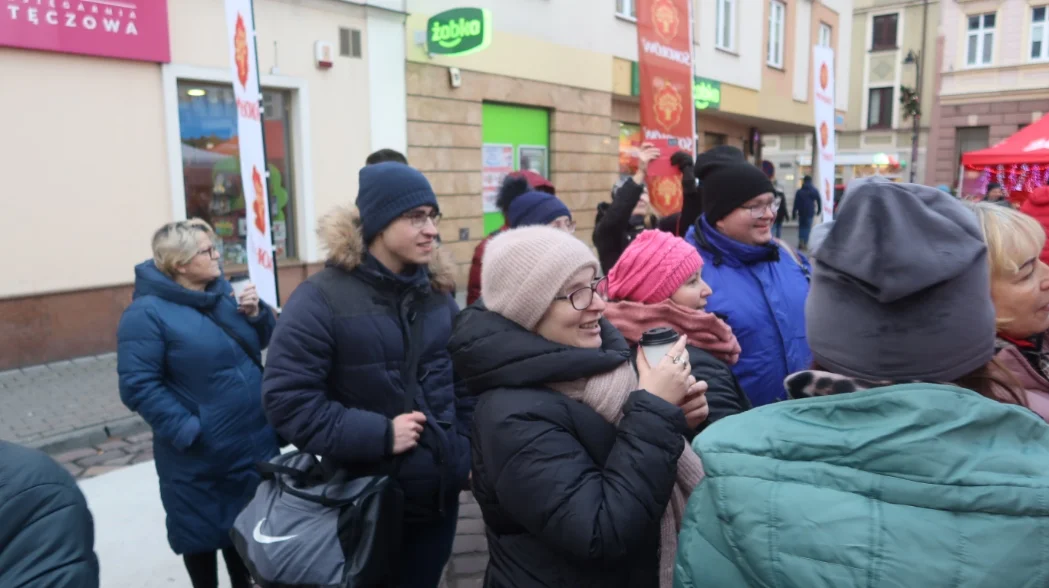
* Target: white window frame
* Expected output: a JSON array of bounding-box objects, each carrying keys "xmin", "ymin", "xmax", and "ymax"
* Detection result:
[
  {"xmin": 767, "ymin": 0, "xmax": 786, "ymax": 68},
  {"xmin": 966, "ymin": 12, "xmax": 996, "ymax": 67},
  {"xmin": 1031, "ymin": 6, "xmax": 1048, "ymax": 62},
  {"xmin": 161, "ymin": 64, "xmax": 318, "ymax": 263},
  {"xmin": 716, "ymin": 0, "xmax": 737, "ymax": 52},
  {"xmin": 616, "ymin": 0, "xmax": 636, "ymax": 21},
  {"xmin": 819, "ymin": 22, "xmax": 833, "ymax": 48}
]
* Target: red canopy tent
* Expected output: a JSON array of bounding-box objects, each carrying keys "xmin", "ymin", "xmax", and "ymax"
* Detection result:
[{"xmin": 961, "ymin": 114, "xmax": 1049, "ymax": 201}]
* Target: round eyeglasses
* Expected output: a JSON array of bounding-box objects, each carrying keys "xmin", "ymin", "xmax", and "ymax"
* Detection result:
[{"xmin": 553, "ymin": 277, "xmax": 609, "ymax": 311}]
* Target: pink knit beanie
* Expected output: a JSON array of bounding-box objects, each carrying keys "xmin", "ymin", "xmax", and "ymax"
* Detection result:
[
  {"xmin": 607, "ymin": 230, "xmax": 703, "ymax": 304},
  {"xmin": 482, "ymin": 226, "xmax": 600, "ymax": 330}
]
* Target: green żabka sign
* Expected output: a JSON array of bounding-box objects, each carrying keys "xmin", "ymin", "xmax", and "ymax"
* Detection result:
[
  {"xmin": 693, "ymin": 78, "xmax": 721, "ymax": 110},
  {"xmin": 427, "ymin": 8, "xmax": 492, "ymax": 56},
  {"xmin": 630, "ymin": 62, "xmax": 721, "ymax": 111}
]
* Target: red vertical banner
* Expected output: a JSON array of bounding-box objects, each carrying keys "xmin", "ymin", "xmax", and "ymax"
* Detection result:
[{"xmin": 637, "ymin": 0, "xmax": 696, "ymax": 216}]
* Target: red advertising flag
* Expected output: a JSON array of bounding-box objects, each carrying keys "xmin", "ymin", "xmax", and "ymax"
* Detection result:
[{"xmin": 637, "ymin": 0, "xmax": 695, "ymax": 216}]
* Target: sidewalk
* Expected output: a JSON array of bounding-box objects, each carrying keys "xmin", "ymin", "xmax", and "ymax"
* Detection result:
[
  {"xmin": 0, "ymin": 353, "xmax": 147, "ymax": 453},
  {"xmin": 2, "ymin": 354, "xmax": 487, "ymax": 587}
]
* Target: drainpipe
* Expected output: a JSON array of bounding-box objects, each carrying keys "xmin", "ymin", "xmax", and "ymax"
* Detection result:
[{"xmin": 911, "ymin": 0, "xmax": 929, "ymax": 182}]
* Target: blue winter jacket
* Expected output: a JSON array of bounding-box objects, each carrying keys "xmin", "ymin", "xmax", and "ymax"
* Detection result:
[
  {"xmin": 792, "ymin": 180, "xmax": 822, "ymax": 221},
  {"xmin": 262, "ymin": 206, "xmax": 472, "ymax": 520},
  {"xmin": 117, "ymin": 261, "xmax": 278, "ymax": 555},
  {"xmin": 685, "ymin": 217, "xmax": 812, "ymax": 405}
]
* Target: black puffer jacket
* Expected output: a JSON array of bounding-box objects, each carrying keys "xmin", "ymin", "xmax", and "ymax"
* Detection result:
[{"xmin": 449, "ymin": 306, "xmax": 689, "ymax": 588}]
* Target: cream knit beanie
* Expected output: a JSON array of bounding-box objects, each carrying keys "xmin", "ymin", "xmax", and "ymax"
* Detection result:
[{"xmin": 482, "ymin": 226, "xmax": 600, "ymax": 330}]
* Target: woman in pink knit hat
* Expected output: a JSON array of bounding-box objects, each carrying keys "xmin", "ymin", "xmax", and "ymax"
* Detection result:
[{"xmin": 606, "ymin": 230, "xmax": 750, "ymax": 432}]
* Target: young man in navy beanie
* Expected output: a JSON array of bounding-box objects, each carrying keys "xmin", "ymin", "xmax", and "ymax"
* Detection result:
[{"xmin": 263, "ymin": 161, "xmax": 471, "ymax": 587}]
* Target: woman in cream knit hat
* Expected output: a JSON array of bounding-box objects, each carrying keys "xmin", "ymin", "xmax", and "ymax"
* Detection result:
[{"xmin": 449, "ymin": 226, "xmax": 704, "ymax": 588}]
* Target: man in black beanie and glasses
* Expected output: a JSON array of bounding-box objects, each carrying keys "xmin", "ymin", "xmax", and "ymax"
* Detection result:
[{"xmin": 683, "ymin": 146, "xmax": 812, "ymax": 407}]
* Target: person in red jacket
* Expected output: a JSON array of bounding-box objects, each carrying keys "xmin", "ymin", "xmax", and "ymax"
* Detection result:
[
  {"xmin": 1020, "ymin": 185, "xmax": 1049, "ymax": 265},
  {"xmin": 467, "ymin": 171, "xmax": 556, "ymax": 305}
]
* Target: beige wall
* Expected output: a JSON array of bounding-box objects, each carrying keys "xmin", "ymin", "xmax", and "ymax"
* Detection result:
[
  {"xmin": 0, "ymin": 0, "xmax": 372, "ymax": 300},
  {"xmin": 847, "ymin": 1, "xmax": 938, "ymax": 132},
  {"xmin": 0, "ymin": 50, "xmax": 169, "ymax": 299},
  {"xmin": 406, "ymin": 63, "xmax": 618, "ymax": 286}
]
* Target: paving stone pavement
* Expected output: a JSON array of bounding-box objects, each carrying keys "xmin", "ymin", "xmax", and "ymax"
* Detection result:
[{"xmin": 0, "ymin": 353, "xmax": 141, "ymax": 450}]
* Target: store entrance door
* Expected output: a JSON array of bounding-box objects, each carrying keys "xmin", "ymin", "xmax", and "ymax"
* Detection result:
[{"xmin": 480, "ymin": 104, "xmax": 550, "ymax": 236}]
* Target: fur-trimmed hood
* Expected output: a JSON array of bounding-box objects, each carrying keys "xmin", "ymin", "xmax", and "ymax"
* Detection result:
[{"xmin": 316, "ymin": 205, "xmax": 457, "ymax": 294}]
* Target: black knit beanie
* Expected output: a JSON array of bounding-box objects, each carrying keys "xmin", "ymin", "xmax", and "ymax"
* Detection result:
[{"xmin": 695, "ymin": 146, "xmax": 775, "ymax": 225}]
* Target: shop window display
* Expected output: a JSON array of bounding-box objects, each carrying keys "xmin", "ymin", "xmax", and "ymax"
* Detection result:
[{"xmin": 177, "ymin": 82, "xmax": 296, "ymax": 265}]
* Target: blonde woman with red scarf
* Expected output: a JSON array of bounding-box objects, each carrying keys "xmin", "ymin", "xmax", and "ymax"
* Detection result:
[{"xmin": 606, "ymin": 230, "xmax": 749, "ymax": 433}]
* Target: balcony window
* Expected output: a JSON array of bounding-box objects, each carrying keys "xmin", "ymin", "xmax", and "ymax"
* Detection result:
[
  {"xmin": 867, "ymin": 87, "xmax": 894, "ymax": 130},
  {"xmin": 871, "ymin": 13, "xmax": 898, "ymax": 51}
]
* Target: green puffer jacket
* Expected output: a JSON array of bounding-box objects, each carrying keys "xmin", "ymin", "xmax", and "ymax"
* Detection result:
[{"xmin": 675, "ymin": 384, "xmax": 1049, "ymax": 588}]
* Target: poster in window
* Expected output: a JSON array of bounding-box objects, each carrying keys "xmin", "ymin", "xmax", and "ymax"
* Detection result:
[
  {"xmin": 518, "ymin": 146, "xmax": 549, "ymax": 179},
  {"xmin": 482, "ymin": 144, "xmax": 514, "ymax": 214}
]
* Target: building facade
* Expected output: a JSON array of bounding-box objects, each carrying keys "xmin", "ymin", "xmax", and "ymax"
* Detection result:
[
  {"xmin": 0, "ymin": 0, "xmax": 407, "ymax": 370},
  {"xmin": 929, "ymin": 0, "xmax": 1049, "ymax": 189},
  {"xmin": 1, "ymin": 0, "xmax": 853, "ymax": 368},
  {"xmin": 737, "ymin": 0, "xmax": 854, "ymax": 203}
]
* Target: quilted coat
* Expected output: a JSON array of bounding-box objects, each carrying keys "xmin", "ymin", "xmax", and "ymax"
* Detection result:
[
  {"xmin": 0, "ymin": 441, "xmax": 99, "ymax": 587},
  {"xmin": 685, "ymin": 216, "xmax": 811, "ymax": 405},
  {"xmin": 117, "ymin": 261, "xmax": 278, "ymax": 554},
  {"xmin": 675, "ymin": 384, "xmax": 1049, "ymax": 588},
  {"xmin": 262, "ymin": 206, "xmax": 471, "ymax": 519}
]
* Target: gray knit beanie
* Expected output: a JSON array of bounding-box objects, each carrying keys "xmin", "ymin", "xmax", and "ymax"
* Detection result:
[
  {"xmin": 806, "ymin": 177, "xmax": 996, "ymax": 382},
  {"xmin": 482, "ymin": 226, "xmax": 600, "ymax": 330}
]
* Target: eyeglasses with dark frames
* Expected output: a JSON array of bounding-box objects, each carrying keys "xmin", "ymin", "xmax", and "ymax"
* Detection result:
[
  {"xmin": 401, "ymin": 209, "xmax": 442, "ymax": 229},
  {"xmin": 195, "ymin": 246, "xmax": 219, "ymax": 259},
  {"xmin": 553, "ymin": 277, "xmax": 609, "ymax": 311}
]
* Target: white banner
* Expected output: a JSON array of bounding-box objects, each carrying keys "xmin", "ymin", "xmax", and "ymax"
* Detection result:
[
  {"xmin": 224, "ymin": 0, "xmax": 277, "ymax": 309},
  {"xmin": 812, "ymin": 45, "xmax": 836, "ymax": 223}
]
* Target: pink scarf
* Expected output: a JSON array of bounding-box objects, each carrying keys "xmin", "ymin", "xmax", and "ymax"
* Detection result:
[{"xmin": 604, "ymin": 299, "xmax": 741, "ymax": 365}]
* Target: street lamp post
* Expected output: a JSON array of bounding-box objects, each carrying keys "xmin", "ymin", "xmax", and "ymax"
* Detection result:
[{"xmin": 903, "ymin": 50, "xmax": 921, "ymax": 183}]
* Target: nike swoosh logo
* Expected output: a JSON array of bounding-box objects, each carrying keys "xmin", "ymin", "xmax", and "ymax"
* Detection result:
[{"xmin": 252, "ymin": 518, "xmax": 298, "ymax": 544}]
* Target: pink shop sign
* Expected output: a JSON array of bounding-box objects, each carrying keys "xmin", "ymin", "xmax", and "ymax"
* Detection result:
[{"xmin": 1, "ymin": 0, "xmax": 170, "ymax": 63}]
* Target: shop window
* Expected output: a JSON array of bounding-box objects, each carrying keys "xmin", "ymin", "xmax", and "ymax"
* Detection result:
[
  {"xmin": 955, "ymin": 126, "xmax": 989, "ymax": 178},
  {"xmin": 867, "ymin": 87, "xmax": 893, "ymax": 129},
  {"xmin": 871, "ymin": 14, "xmax": 898, "ymax": 51},
  {"xmin": 717, "ymin": 0, "xmax": 736, "ymax": 52},
  {"xmin": 616, "ymin": 0, "xmax": 636, "ymax": 20},
  {"xmin": 705, "ymin": 132, "xmax": 728, "ymax": 149},
  {"xmin": 1031, "ymin": 7, "xmax": 1048, "ymax": 61},
  {"xmin": 767, "ymin": 1, "xmax": 786, "ymax": 68},
  {"xmin": 966, "ymin": 13, "xmax": 995, "ymax": 67},
  {"xmin": 177, "ymin": 81, "xmax": 296, "ymax": 265},
  {"xmin": 819, "ymin": 23, "xmax": 833, "ymax": 48}
]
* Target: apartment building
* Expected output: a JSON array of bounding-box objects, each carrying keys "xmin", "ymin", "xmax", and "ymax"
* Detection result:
[{"xmin": 929, "ymin": 0, "xmax": 1049, "ymax": 188}]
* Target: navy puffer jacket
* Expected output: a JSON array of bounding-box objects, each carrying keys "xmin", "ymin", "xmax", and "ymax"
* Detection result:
[
  {"xmin": 262, "ymin": 206, "xmax": 472, "ymax": 519},
  {"xmin": 117, "ymin": 262, "xmax": 279, "ymax": 554}
]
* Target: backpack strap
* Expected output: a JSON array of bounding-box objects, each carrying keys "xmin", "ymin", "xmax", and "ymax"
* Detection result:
[{"xmin": 774, "ymin": 238, "xmax": 811, "ymax": 282}]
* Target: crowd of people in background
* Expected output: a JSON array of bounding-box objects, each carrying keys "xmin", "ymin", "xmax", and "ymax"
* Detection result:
[{"xmin": 11, "ymin": 141, "xmax": 1049, "ymax": 588}]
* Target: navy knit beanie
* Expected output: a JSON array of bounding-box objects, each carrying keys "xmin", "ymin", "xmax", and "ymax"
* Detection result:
[
  {"xmin": 356, "ymin": 162, "xmax": 439, "ymax": 243},
  {"xmin": 506, "ymin": 191, "xmax": 572, "ymax": 228}
]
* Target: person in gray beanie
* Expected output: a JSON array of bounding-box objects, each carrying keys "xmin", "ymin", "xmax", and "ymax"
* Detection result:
[{"xmin": 674, "ymin": 177, "xmax": 1049, "ymax": 588}]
